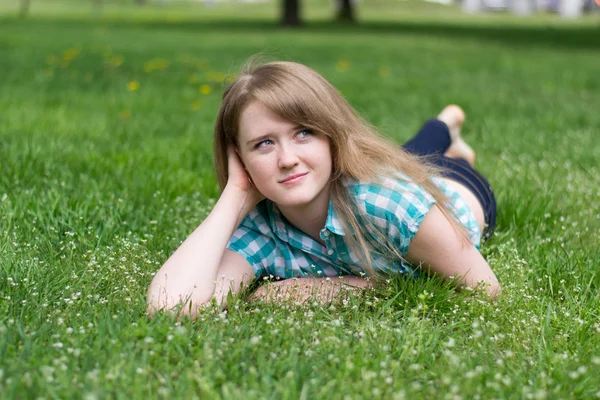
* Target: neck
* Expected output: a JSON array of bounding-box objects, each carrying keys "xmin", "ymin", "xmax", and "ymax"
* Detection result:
[{"xmin": 277, "ymin": 184, "xmax": 331, "ymax": 245}]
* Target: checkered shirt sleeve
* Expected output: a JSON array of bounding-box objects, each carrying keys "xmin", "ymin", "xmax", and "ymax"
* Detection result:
[
  {"xmin": 225, "ymin": 207, "xmax": 274, "ymax": 279},
  {"xmin": 355, "ymin": 176, "xmax": 437, "ymax": 256}
]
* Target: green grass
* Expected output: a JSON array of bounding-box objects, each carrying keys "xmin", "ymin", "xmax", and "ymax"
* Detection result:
[{"xmin": 1, "ymin": 0, "xmax": 600, "ymax": 398}]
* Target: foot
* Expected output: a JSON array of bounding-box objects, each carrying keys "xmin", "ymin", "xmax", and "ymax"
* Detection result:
[
  {"xmin": 445, "ymin": 139, "xmax": 476, "ymax": 167},
  {"xmin": 437, "ymin": 104, "xmax": 465, "ymax": 142},
  {"xmin": 437, "ymin": 105, "xmax": 476, "ymax": 166}
]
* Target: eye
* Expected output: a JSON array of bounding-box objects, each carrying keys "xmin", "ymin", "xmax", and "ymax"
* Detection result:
[
  {"xmin": 296, "ymin": 129, "xmax": 313, "ymax": 139},
  {"xmin": 255, "ymin": 139, "xmax": 274, "ymax": 149}
]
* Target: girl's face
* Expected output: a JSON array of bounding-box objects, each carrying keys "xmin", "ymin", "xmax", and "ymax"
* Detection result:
[{"xmin": 237, "ymin": 100, "xmax": 332, "ymax": 209}]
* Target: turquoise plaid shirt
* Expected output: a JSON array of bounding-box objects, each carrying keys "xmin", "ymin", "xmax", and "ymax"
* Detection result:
[{"xmin": 226, "ymin": 174, "xmax": 481, "ymax": 279}]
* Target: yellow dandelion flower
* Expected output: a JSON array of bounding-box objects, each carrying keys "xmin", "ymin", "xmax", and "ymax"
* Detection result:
[
  {"xmin": 336, "ymin": 58, "xmax": 350, "ymax": 72},
  {"xmin": 199, "ymin": 84, "xmax": 211, "ymax": 95},
  {"xmin": 191, "ymin": 100, "xmax": 203, "ymax": 110},
  {"xmin": 205, "ymin": 71, "xmax": 226, "ymax": 83},
  {"xmin": 127, "ymin": 81, "xmax": 139, "ymax": 91},
  {"xmin": 378, "ymin": 66, "xmax": 391, "ymax": 78},
  {"xmin": 110, "ymin": 55, "xmax": 124, "ymax": 68},
  {"xmin": 143, "ymin": 58, "xmax": 168, "ymax": 73},
  {"xmin": 46, "ymin": 54, "xmax": 57, "ymax": 65},
  {"xmin": 63, "ymin": 48, "xmax": 80, "ymax": 62}
]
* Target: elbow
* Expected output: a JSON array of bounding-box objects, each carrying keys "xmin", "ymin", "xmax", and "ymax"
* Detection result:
[
  {"xmin": 146, "ymin": 289, "xmax": 208, "ymax": 320},
  {"xmin": 459, "ymin": 279, "xmax": 501, "ymax": 300},
  {"xmin": 146, "ymin": 276, "xmax": 213, "ymax": 320},
  {"xmin": 486, "ymin": 280, "xmax": 501, "ymax": 300}
]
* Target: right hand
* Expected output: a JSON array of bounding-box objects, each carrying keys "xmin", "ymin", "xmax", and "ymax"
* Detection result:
[{"xmin": 225, "ymin": 145, "xmax": 265, "ymax": 208}]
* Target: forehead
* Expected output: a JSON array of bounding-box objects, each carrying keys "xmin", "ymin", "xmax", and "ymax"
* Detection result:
[{"xmin": 238, "ymin": 101, "xmax": 295, "ymax": 139}]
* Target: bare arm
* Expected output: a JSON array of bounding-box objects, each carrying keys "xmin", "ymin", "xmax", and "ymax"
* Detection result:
[
  {"xmin": 147, "ymin": 146, "xmax": 264, "ymax": 318},
  {"xmin": 406, "ymin": 205, "xmax": 501, "ymax": 298},
  {"xmin": 248, "ymin": 275, "xmax": 373, "ymax": 305}
]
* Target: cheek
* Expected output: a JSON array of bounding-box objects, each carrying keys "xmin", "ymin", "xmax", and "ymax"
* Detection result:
[
  {"xmin": 246, "ymin": 157, "xmax": 273, "ymax": 180},
  {"xmin": 313, "ymin": 143, "xmax": 333, "ymax": 171}
]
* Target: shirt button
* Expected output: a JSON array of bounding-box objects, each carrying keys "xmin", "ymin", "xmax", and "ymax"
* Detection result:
[{"xmin": 327, "ymin": 249, "xmax": 334, "ymax": 256}]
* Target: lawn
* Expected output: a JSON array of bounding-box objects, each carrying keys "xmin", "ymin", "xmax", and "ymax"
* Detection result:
[{"xmin": 1, "ymin": 0, "xmax": 599, "ymax": 398}]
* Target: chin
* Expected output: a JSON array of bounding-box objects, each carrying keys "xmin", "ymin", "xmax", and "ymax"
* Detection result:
[
  {"xmin": 271, "ymin": 193, "xmax": 317, "ymax": 208},
  {"xmin": 273, "ymin": 198, "xmax": 313, "ymax": 208}
]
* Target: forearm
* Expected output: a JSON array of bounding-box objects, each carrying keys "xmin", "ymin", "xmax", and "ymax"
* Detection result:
[
  {"xmin": 147, "ymin": 185, "xmax": 254, "ymax": 314},
  {"xmin": 249, "ymin": 275, "xmax": 373, "ymax": 305}
]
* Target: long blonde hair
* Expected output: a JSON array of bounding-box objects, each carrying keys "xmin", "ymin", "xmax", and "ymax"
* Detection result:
[{"xmin": 213, "ymin": 58, "xmax": 469, "ymax": 283}]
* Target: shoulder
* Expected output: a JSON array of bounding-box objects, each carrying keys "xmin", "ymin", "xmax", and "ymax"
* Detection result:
[
  {"xmin": 342, "ymin": 174, "xmax": 438, "ymax": 255},
  {"xmin": 346, "ymin": 174, "xmax": 436, "ymax": 226}
]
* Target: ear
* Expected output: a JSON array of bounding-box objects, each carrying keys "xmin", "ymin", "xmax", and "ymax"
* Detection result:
[{"xmin": 233, "ymin": 144, "xmax": 248, "ymax": 170}]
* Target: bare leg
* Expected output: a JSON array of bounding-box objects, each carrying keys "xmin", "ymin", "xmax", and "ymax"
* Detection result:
[{"xmin": 437, "ymin": 105, "xmax": 476, "ymax": 167}]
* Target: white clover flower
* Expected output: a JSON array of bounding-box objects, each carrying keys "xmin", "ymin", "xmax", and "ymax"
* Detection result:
[
  {"xmin": 409, "ymin": 364, "xmax": 421, "ymax": 371},
  {"xmin": 250, "ymin": 335, "xmax": 261, "ymax": 345},
  {"xmin": 568, "ymin": 371, "xmax": 579, "ymax": 379}
]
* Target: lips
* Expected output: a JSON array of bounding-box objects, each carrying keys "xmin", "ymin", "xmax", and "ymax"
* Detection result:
[{"xmin": 279, "ymin": 172, "xmax": 308, "ymax": 183}]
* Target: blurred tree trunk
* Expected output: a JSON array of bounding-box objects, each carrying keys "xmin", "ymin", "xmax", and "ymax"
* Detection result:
[
  {"xmin": 281, "ymin": 0, "xmax": 302, "ymax": 26},
  {"xmin": 19, "ymin": 0, "xmax": 31, "ymax": 18},
  {"xmin": 336, "ymin": 0, "xmax": 356, "ymax": 22}
]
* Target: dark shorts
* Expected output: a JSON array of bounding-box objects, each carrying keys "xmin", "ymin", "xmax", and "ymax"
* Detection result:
[
  {"xmin": 424, "ymin": 155, "xmax": 497, "ymax": 241},
  {"xmin": 402, "ymin": 119, "xmax": 497, "ymax": 241}
]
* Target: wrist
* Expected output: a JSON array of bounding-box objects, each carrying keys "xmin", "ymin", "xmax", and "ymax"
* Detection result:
[{"xmin": 221, "ymin": 184, "xmax": 259, "ymax": 224}]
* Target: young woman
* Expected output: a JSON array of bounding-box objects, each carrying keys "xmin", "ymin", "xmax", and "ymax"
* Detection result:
[{"xmin": 147, "ymin": 60, "xmax": 500, "ymax": 318}]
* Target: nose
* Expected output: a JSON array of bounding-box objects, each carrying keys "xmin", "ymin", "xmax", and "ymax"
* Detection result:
[{"xmin": 277, "ymin": 144, "xmax": 299, "ymax": 169}]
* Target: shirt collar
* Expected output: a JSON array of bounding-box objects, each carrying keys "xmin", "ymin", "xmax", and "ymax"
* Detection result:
[
  {"xmin": 266, "ymin": 195, "xmax": 346, "ymax": 243},
  {"xmin": 324, "ymin": 199, "xmax": 345, "ymax": 236},
  {"xmin": 266, "ymin": 200, "xmax": 290, "ymax": 243}
]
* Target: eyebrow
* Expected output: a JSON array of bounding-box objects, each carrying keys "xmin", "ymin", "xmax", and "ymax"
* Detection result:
[{"xmin": 245, "ymin": 125, "xmax": 304, "ymax": 146}]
